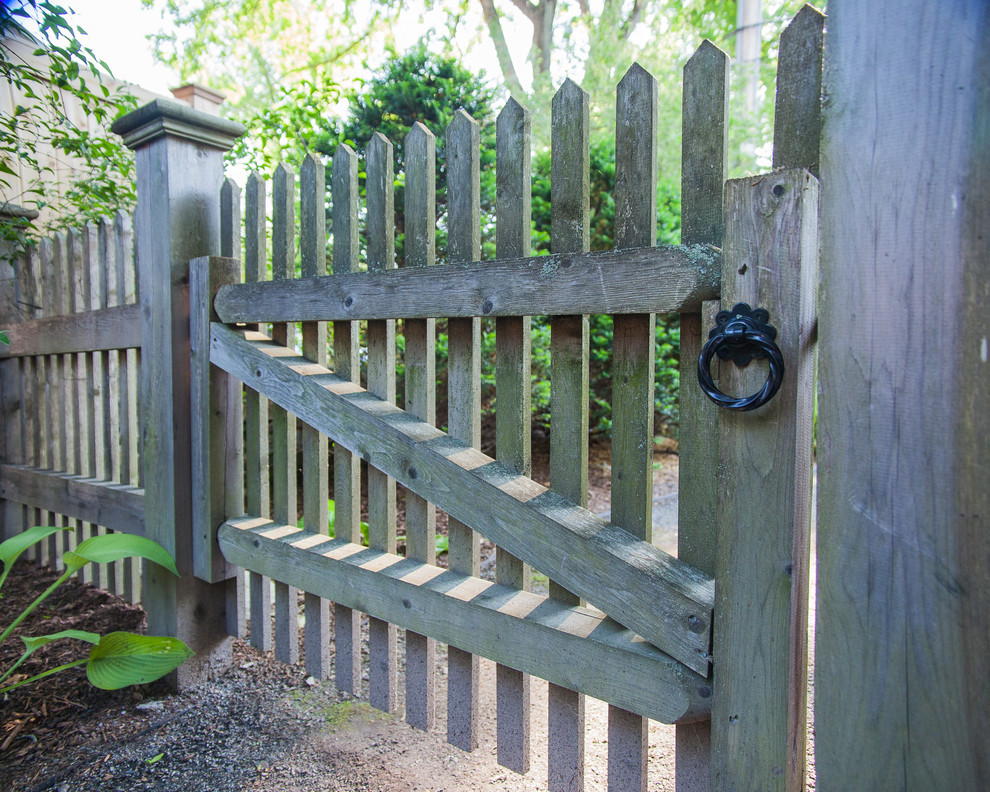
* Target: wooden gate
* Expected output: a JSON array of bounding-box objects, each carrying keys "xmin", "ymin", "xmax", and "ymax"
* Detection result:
[{"xmin": 0, "ymin": 6, "xmax": 823, "ymax": 791}]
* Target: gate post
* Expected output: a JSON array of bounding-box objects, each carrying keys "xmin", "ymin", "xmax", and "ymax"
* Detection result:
[
  {"xmin": 710, "ymin": 169, "xmax": 818, "ymax": 791},
  {"xmin": 112, "ymin": 101, "xmax": 245, "ymax": 688}
]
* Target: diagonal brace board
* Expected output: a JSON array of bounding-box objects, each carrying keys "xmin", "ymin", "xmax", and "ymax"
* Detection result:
[
  {"xmin": 218, "ymin": 516, "xmax": 713, "ymax": 724},
  {"xmin": 213, "ymin": 244, "xmax": 721, "ymax": 324},
  {"xmin": 210, "ymin": 324, "xmax": 715, "ymax": 675}
]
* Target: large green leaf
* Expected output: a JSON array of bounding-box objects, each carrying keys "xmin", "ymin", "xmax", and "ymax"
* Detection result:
[
  {"xmin": 22, "ymin": 629, "xmax": 100, "ymax": 651},
  {"xmin": 63, "ymin": 534, "xmax": 178, "ymax": 576},
  {"xmin": 0, "ymin": 525, "xmax": 72, "ymax": 589},
  {"xmin": 86, "ymin": 632, "xmax": 194, "ymax": 690}
]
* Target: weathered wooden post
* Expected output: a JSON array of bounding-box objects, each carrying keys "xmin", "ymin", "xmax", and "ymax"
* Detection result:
[
  {"xmin": 817, "ymin": 1, "xmax": 990, "ymax": 788},
  {"xmin": 112, "ymin": 100, "xmax": 245, "ymax": 688}
]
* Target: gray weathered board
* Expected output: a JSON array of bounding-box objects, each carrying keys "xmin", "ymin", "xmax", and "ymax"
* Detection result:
[{"xmin": 209, "ymin": 323, "xmax": 714, "ymax": 676}]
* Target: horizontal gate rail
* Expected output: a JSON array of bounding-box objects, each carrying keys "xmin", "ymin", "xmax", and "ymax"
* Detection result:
[
  {"xmin": 210, "ymin": 322, "xmax": 715, "ymax": 675},
  {"xmin": 213, "ymin": 244, "xmax": 721, "ymax": 323},
  {"xmin": 0, "ymin": 463, "xmax": 145, "ymax": 537},
  {"xmin": 0, "ymin": 303, "xmax": 142, "ymax": 357},
  {"xmin": 219, "ymin": 516, "xmax": 711, "ymax": 724}
]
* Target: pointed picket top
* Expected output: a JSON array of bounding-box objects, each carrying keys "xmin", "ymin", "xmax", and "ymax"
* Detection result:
[
  {"xmin": 446, "ymin": 108, "xmax": 481, "ymax": 265},
  {"xmin": 272, "ymin": 163, "xmax": 295, "ymax": 281},
  {"xmin": 496, "ymin": 96, "xmax": 531, "ymax": 261},
  {"xmin": 220, "ymin": 176, "xmax": 240, "ymax": 260},
  {"xmin": 244, "ymin": 171, "xmax": 265, "ymax": 283},
  {"xmin": 685, "ymin": 38, "xmax": 728, "ymax": 80},
  {"xmin": 616, "ymin": 62, "xmax": 658, "ymax": 250},
  {"xmin": 366, "ymin": 132, "xmax": 395, "ymax": 271},
  {"xmin": 551, "ymin": 78, "xmax": 589, "ymax": 255},
  {"xmin": 405, "ymin": 122, "xmax": 436, "ymax": 269},
  {"xmin": 552, "ymin": 77, "xmax": 589, "ymax": 118},
  {"xmin": 300, "ymin": 153, "xmax": 326, "ymax": 278},
  {"xmin": 332, "ymin": 144, "xmax": 359, "ymax": 275},
  {"xmin": 773, "ymin": 4, "xmax": 825, "ymax": 176},
  {"xmin": 497, "ymin": 96, "xmax": 529, "ymax": 137}
]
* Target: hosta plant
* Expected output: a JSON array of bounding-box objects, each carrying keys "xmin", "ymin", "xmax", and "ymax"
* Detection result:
[{"xmin": 0, "ymin": 525, "xmax": 192, "ymax": 693}]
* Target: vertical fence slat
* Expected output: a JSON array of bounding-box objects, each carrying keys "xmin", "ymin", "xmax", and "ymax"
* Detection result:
[
  {"xmin": 0, "ymin": 237, "xmax": 25, "ymax": 544},
  {"xmin": 39, "ymin": 237, "xmax": 58, "ymax": 566},
  {"xmin": 83, "ymin": 223, "xmax": 108, "ymax": 589},
  {"xmin": 607, "ymin": 62, "xmax": 658, "ymax": 792},
  {"xmin": 677, "ymin": 39, "xmax": 729, "ymax": 792},
  {"xmin": 331, "ymin": 144, "xmax": 362, "ymax": 696},
  {"xmin": 403, "ymin": 121, "xmax": 438, "ymax": 732},
  {"xmin": 445, "ymin": 108, "xmax": 482, "ymax": 752},
  {"xmin": 61, "ymin": 232, "xmax": 80, "ymax": 577},
  {"xmin": 494, "ymin": 96, "xmax": 532, "ymax": 775},
  {"xmin": 244, "ymin": 172, "xmax": 272, "ymax": 650},
  {"xmin": 772, "ymin": 5, "xmax": 825, "ymax": 178},
  {"xmin": 101, "ymin": 218, "xmax": 124, "ymax": 595},
  {"xmin": 366, "ymin": 132, "xmax": 399, "ymax": 713},
  {"xmin": 116, "ymin": 211, "xmax": 140, "ymax": 602},
  {"xmin": 711, "ymin": 170, "xmax": 818, "ymax": 792},
  {"xmin": 548, "ymin": 77, "xmax": 590, "ymax": 792},
  {"xmin": 272, "ymin": 162, "xmax": 299, "ymax": 665},
  {"xmin": 219, "ymin": 177, "xmax": 247, "ymax": 638},
  {"xmin": 299, "ymin": 154, "xmax": 331, "ymax": 679}
]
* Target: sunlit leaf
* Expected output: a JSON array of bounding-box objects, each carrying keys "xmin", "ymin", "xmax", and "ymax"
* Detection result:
[
  {"xmin": 0, "ymin": 525, "xmax": 72, "ymax": 589},
  {"xmin": 63, "ymin": 534, "xmax": 178, "ymax": 576},
  {"xmin": 22, "ymin": 629, "xmax": 100, "ymax": 652},
  {"xmin": 86, "ymin": 632, "xmax": 194, "ymax": 690}
]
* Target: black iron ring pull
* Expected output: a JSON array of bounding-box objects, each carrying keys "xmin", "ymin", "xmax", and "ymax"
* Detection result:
[{"xmin": 697, "ymin": 302, "xmax": 785, "ymax": 411}]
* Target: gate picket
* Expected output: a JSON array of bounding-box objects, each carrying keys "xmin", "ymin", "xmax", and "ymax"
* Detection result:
[
  {"xmin": 403, "ymin": 122, "xmax": 439, "ymax": 732},
  {"xmin": 366, "ymin": 132, "xmax": 399, "ymax": 714},
  {"xmin": 548, "ymin": 77, "xmax": 591, "ymax": 792},
  {"xmin": 446, "ymin": 109, "xmax": 483, "ymax": 752},
  {"xmin": 494, "ymin": 96, "xmax": 533, "ymax": 775},
  {"xmin": 331, "ymin": 144, "xmax": 364, "ymax": 696},
  {"xmin": 271, "ymin": 163, "xmax": 299, "ymax": 666}
]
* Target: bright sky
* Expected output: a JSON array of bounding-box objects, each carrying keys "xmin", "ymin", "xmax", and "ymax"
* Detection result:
[{"xmin": 61, "ymin": 0, "xmax": 530, "ymax": 101}]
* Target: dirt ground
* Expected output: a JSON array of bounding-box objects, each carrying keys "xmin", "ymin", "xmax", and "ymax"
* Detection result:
[{"xmin": 0, "ymin": 445, "xmax": 813, "ymax": 791}]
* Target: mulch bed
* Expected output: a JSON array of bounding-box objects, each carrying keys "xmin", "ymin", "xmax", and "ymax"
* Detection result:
[{"xmin": 0, "ymin": 561, "xmax": 171, "ymax": 787}]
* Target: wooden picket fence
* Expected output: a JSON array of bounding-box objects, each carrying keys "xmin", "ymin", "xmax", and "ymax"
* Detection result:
[{"xmin": 0, "ymin": 6, "xmax": 825, "ymax": 791}]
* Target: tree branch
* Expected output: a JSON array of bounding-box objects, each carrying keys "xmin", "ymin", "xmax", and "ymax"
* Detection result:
[
  {"xmin": 509, "ymin": 0, "xmax": 541, "ymax": 23},
  {"xmin": 619, "ymin": 0, "xmax": 645, "ymax": 40},
  {"xmin": 478, "ymin": 0, "xmax": 527, "ymax": 98}
]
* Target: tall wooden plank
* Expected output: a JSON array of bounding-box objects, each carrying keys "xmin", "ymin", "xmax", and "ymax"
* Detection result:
[
  {"xmin": 548, "ymin": 77, "xmax": 589, "ymax": 792},
  {"xmin": 299, "ymin": 154, "xmax": 331, "ymax": 679},
  {"xmin": 772, "ymin": 5, "xmax": 825, "ymax": 177},
  {"xmin": 677, "ymin": 39, "xmax": 728, "ymax": 792},
  {"xmin": 403, "ymin": 122, "xmax": 438, "ymax": 732},
  {"xmin": 83, "ymin": 223, "xmax": 109, "ymax": 589},
  {"xmin": 817, "ymin": 3, "xmax": 990, "ymax": 789},
  {"xmin": 219, "ymin": 177, "xmax": 247, "ymax": 638},
  {"xmin": 63, "ymin": 230, "xmax": 83, "ymax": 579},
  {"xmin": 445, "ymin": 109, "xmax": 482, "ymax": 752},
  {"xmin": 271, "ymin": 162, "xmax": 299, "ymax": 665},
  {"xmin": 494, "ymin": 96, "xmax": 532, "ymax": 775},
  {"xmin": 607, "ymin": 62, "xmax": 657, "ymax": 792},
  {"xmin": 710, "ymin": 170, "xmax": 817, "ymax": 792},
  {"xmin": 244, "ymin": 172, "xmax": 272, "ymax": 650},
  {"xmin": 0, "ymin": 236, "xmax": 25, "ymax": 544},
  {"xmin": 331, "ymin": 144, "xmax": 362, "ymax": 695},
  {"xmin": 366, "ymin": 132, "xmax": 398, "ymax": 713},
  {"xmin": 101, "ymin": 218, "xmax": 124, "ymax": 595},
  {"xmin": 39, "ymin": 237, "xmax": 60, "ymax": 566},
  {"xmin": 115, "ymin": 211, "xmax": 140, "ymax": 602}
]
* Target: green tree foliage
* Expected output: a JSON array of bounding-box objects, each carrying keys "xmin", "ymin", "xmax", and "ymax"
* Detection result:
[{"xmin": 0, "ymin": 1, "xmax": 137, "ymax": 244}]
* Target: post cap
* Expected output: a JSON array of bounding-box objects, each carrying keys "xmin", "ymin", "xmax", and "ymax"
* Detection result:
[{"xmin": 111, "ymin": 98, "xmax": 245, "ymax": 151}]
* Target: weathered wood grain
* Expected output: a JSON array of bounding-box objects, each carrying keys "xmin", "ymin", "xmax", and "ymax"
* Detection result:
[
  {"xmin": 64, "ymin": 230, "xmax": 85, "ymax": 580},
  {"xmin": 402, "ymin": 122, "xmax": 438, "ymax": 733},
  {"xmin": 0, "ymin": 303, "xmax": 142, "ymax": 358},
  {"xmin": 772, "ymin": 5, "xmax": 824, "ymax": 177},
  {"xmin": 244, "ymin": 171, "xmax": 272, "ymax": 652},
  {"xmin": 446, "ymin": 108, "xmax": 482, "ymax": 753},
  {"xmin": 271, "ymin": 162, "xmax": 299, "ymax": 666},
  {"xmin": 548, "ymin": 77, "xmax": 590, "ymax": 792},
  {"xmin": 0, "ymin": 464, "xmax": 145, "ymax": 536},
  {"xmin": 677, "ymin": 38, "xmax": 728, "ymax": 792},
  {"xmin": 299, "ymin": 153, "xmax": 331, "ymax": 679},
  {"xmin": 214, "ymin": 244, "xmax": 720, "ymax": 323},
  {"xmin": 219, "ymin": 517, "xmax": 712, "ymax": 725},
  {"xmin": 100, "ymin": 218, "xmax": 123, "ymax": 595},
  {"xmin": 710, "ymin": 171, "xmax": 817, "ymax": 792},
  {"xmin": 494, "ymin": 96, "xmax": 532, "ymax": 775},
  {"xmin": 209, "ymin": 325, "xmax": 714, "ymax": 674},
  {"xmin": 817, "ymin": 3, "xmax": 989, "ymax": 789},
  {"xmin": 366, "ymin": 132, "xmax": 399, "ymax": 714},
  {"xmin": 608, "ymin": 61, "xmax": 658, "ymax": 792},
  {"xmin": 331, "ymin": 144, "xmax": 362, "ymax": 696}
]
